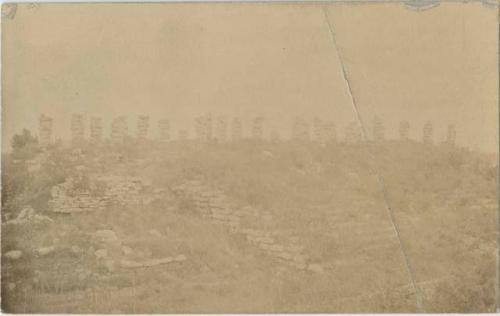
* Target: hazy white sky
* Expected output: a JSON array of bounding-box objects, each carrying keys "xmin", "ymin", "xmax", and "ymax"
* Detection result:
[{"xmin": 2, "ymin": 2, "xmax": 498, "ymax": 152}]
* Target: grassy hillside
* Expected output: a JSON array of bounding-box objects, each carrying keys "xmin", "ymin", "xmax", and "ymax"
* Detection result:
[{"xmin": 1, "ymin": 140, "xmax": 497, "ymax": 312}]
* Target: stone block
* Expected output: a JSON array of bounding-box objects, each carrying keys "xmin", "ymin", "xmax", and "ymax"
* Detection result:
[
  {"xmin": 275, "ymin": 251, "xmax": 292, "ymax": 260},
  {"xmin": 36, "ymin": 246, "xmax": 56, "ymax": 257},
  {"xmin": 4, "ymin": 250, "xmax": 22, "ymax": 260},
  {"xmin": 267, "ymin": 244, "xmax": 284, "ymax": 252},
  {"xmin": 308, "ymin": 263, "xmax": 324, "ymax": 274},
  {"xmin": 95, "ymin": 249, "xmax": 108, "ymax": 259}
]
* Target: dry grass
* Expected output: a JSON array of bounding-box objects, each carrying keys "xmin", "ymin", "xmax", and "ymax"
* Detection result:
[{"xmin": 2, "ymin": 140, "xmax": 497, "ymax": 312}]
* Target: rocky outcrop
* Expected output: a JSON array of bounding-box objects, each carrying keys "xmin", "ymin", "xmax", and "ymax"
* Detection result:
[{"xmin": 4, "ymin": 206, "xmax": 54, "ymax": 225}]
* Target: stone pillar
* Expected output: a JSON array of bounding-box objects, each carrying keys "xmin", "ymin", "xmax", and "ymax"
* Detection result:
[
  {"xmin": 158, "ymin": 119, "xmax": 170, "ymax": 142},
  {"xmin": 313, "ymin": 117, "xmax": 323, "ymax": 142},
  {"xmin": 251, "ymin": 116, "xmax": 264, "ymax": 140},
  {"xmin": 345, "ymin": 121, "xmax": 362, "ymax": 143},
  {"xmin": 90, "ymin": 116, "xmax": 103, "ymax": 143},
  {"xmin": 270, "ymin": 130, "xmax": 281, "ymax": 143},
  {"xmin": 446, "ymin": 124, "xmax": 456, "ymax": 146},
  {"xmin": 301, "ymin": 118, "xmax": 310, "ymax": 141},
  {"xmin": 292, "ymin": 117, "xmax": 299, "ymax": 140},
  {"xmin": 372, "ymin": 116, "xmax": 385, "ymax": 142},
  {"xmin": 231, "ymin": 117, "xmax": 242, "ymax": 142},
  {"xmin": 323, "ymin": 122, "xmax": 337, "ymax": 143},
  {"xmin": 206, "ymin": 113, "xmax": 213, "ymax": 141},
  {"xmin": 292, "ymin": 117, "xmax": 310, "ymax": 141},
  {"xmin": 423, "ymin": 121, "xmax": 433, "ymax": 144},
  {"xmin": 136, "ymin": 115, "xmax": 149, "ymax": 139},
  {"xmin": 215, "ymin": 116, "xmax": 228, "ymax": 142},
  {"xmin": 71, "ymin": 114, "xmax": 85, "ymax": 145},
  {"xmin": 111, "ymin": 116, "xmax": 128, "ymax": 143},
  {"xmin": 399, "ymin": 121, "xmax": 410, "ymax": 141},
  {"xmin": 195, "ymin": 113, "xmax": 213, "ymax": 142},
  {"xmin": 178, "ymin": 129, "xmax": 188, "ymax": 141},
  {"xmin": 39, "ymin": 114, "xmax": 53, "ymax": 147},
  {"xmin": 194, "ymin": 116, "xmax": 203, "ymax": 141}
]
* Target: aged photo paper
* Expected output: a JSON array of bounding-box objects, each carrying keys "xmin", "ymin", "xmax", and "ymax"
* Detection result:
[{"xmin": 1, "ymin": 1, "xmax": 498, "ymax": 313}]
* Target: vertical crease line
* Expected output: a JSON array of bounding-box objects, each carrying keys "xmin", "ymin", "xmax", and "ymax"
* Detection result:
[{"xmin": 322, "ymin": 6, "xmax": 425, "ymax": 312}]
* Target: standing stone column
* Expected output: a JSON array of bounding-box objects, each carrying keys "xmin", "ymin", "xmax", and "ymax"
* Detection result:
[
  {"xmin": 136, "ymin": 115, "xmax": 150, "ymax": 140},
  {"xmin": 205, "ymin": 113, "xmax": 213, "ymax": 141},
  {"xmin": 270, "ymin": 130, "xmax": 281, "ymax": 143},
  {"xmin": 423, "ymin": 121, "xmax": 433, "ymax": 145},
  {"xmin": 215, "ymin": 116, "xmax": 228, "ymax": 142},
  {"xmin": 372, "ymin": 116, "xmax": 385, "ymax": 142},
  {"xmin": 178, "ymin": 129, "xmax": 188, "ymax": 141},
  {"xmin": 71, "ymin": 114, "xmax": 85, "ymax": 145},
  {"xmin": 90, "ymin": 117, "xmax": 103, "ymax": 143},
  {"xmin": 231, "ymin": 117, "xmax": 243, "ymax": 142},
  {"xmin": 39, "ymin": 114, "xmax": 53, "ymax": 147},
  {"xmin": 322, "ymin": 121, "xmax": 337, "ymax": 144},
  {"xmin": 399, "ymin": 121, "xmax": 410, "ymax": 141},
  {"xmin": 111, "ymin": 116, "xmax": 128, "ymax": 143},
  {"xmin": 345, "ymin": 121, "xmax": 362, "ymax": 143},
  {"xmin": 194, "ymin": 113, "xmax": 213, "ymax": 142},
  {"xmin": 446, "ymin": 124, "xmax": 456, "ymax": 146},
  {"xmin": 251, "ymin": 116, "xmax": 264, "ymax": 140},
  {"xmin": 292, "ymin": 117, "xmax": 310, "ymax": 141},
  {"xmin": 313, "ymin": 117, "xmax": 323, "ymax": 142},
  {"xmin": 194, "ymin": 116, "xmax": 204, "ymax": 141},
  {"xmin": 158, "ymin": 119, "xmax": 170, "ymax": 142}
]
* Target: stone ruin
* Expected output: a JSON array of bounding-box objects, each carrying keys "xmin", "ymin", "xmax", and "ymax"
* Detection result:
[
  {"xmin": 292, "ymin": 117, "xmax": 311, "ymax": 141},
  {"xmin": 313, "ymin": 117, "xmax": 328, "ymax": 143},
  {"xmin": 313, "ymin": 118, "xmax": 336, "ymax": 144},
  {"xmin": 36, "ymin": 113, "xmax": 458, "ymax": 146},
  {"xmin": 231, "ymin": 117, "xmax": 243, "ymax": 142},
  {"xmin": 136, "ymin": 115, "xmax": 150, "ymax": 140},
  {"xmin": 323, "ymin": 122, "xmax": 337, "ymax": 143},
  {"xmin": 178, "ymin": 129, "xmax": 189, "ymax": 141},
  {"xmin": 194, "ymin": 117, "xmax": 203, "ymax": 140},
  {"xmin": 90, "ymin": 117, "xmax": 103, "ymax": 143},
  {"xmin": 195, "ymin": 113, "xmax": 213, "ymax": 142},
  {"xmin": 399, "ymin": 120, "xmax": 410, "ymax": 140},
  {"xmin": 39, "ymin": 114, "xmax": 53, "ymax": 147},
  {"xmin": 423, "ymin": 121, "xmax": 434, "ymax": 145},
  {"xmin": 251, "ymin": 116, "xmax": 264, "ymax": 140},
  {"xmin": 172, "ymin": 180, "xmax": 321, "ymax": 273},
  {"xmin": 49, "ymin": 176, "xmax": 108, "ymax": 213},
  {"xmin": 111, "ymin": 116, "xmax": 128, "ymax": 143},
  {"xmin": 49, "ymin": 174, "xmax": 152, "ymax": 213},
  {"xmin": 345, "ymin": 121, "xmax": 362, "ymax": 143},
  {"xmin": 71, "ymin": 114, "xmax": 85, "ymax": 145},
  {"xmin": 270, "ymin": 130, "xmax": 281, "ymax": 143},
  {"xmin": 97, "ymin": 175, "xmax": 150, "ymax": 204},
  {"xmin": 313, "ymin": 117, "xmax": 323, "ymax": 141},
  {"xmin": 372, "ymin": 116, "xmax": 385, "ymax": 142},
  {"xmin": 446, "ymin": 124, "xmax": 456, "ymax": 146},
  {"xmin": 158, "ymin": 119, "xmax": 170, "ymax": 142},
  {"xmin": 214, "ymin": 116, "xmax": 228, "ymax": 142}
]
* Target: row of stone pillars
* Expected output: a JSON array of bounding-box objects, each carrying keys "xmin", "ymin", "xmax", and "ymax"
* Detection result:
[{"xmin": 37, "ymin": 114, "xmax": 457, "ymax": 146}]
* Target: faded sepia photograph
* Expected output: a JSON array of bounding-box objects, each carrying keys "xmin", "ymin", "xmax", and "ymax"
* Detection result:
[{"xmin": 1, "ymin": 1, "xmax": 498, "ymax": 313}]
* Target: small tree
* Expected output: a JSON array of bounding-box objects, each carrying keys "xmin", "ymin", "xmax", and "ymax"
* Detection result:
[
  {"xmin": 12, "ymin": 129, "xmax": 37, "ymax": 150},
  {"xmin": 11, "ymin": 129, "xmax": 39, "ymax": 159}
]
